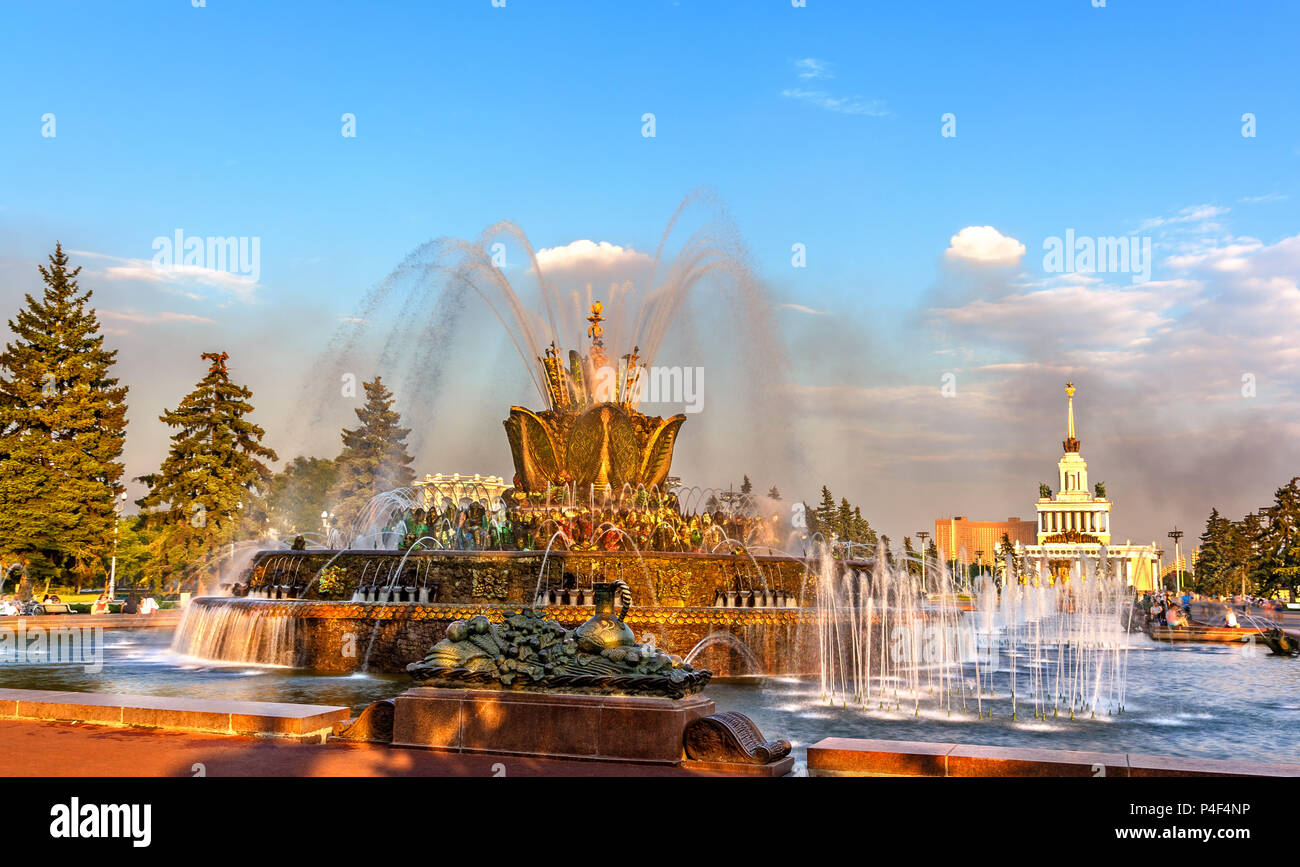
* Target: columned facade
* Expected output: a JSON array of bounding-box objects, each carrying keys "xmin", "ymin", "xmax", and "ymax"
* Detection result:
[{"xmin": 1018, "ymin": 383, "xmax": 1160, "ymax": 590}]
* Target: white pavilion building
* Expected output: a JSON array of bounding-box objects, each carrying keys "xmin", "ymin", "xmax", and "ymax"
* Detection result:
[{"xmin": 1016, "ymin": 383, "xmax": 1161, "ymax": 591}]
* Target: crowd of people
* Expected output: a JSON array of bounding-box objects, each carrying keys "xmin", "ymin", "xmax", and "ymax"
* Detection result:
[
  {"xmin": 381, "ymin": 497, "xmax": 778, "ymax": 554},
  {"xmin": 0, "ymin": 591, "xmax": 159, "ymax": 616},
  {"xmin": 1138, "ymin": 589, "xmax": 1286, "ymax": 628}
]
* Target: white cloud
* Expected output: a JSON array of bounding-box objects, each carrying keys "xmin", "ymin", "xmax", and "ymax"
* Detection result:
[
  {"xmin": 779, "ymin": 303, "xmax": 831, "ymax": 316},
  {"xmin": 1138, "ymin": 204, "xmax": 1229, "ymax": 231},
  {"xmin": 1164, "ymin": 238, "xmax": 1265, "ymax": 272},
  {"xmin": 794, "ymin": 58, "xmax": 833, "ymax": 80},
  {"xmin": 943, "ymin": 226, "xmax": 1026, "ymax": 265},
  {"xmin": 533, "ymin": 240, "xmax": 651, "ymax": 273},
  {"xmin": 99, "ymin": 309, "xmax": 215, "ymax": 325},
  {"xmin": 781, "ymin": 88, "xmax": 890, "ymax": 117},
  {"xmin": 70, "ymin": 249, "xmax": 258, "ymax": 302},
  {"xmin": 933, "ymin": 281, "xmax": 1177, "ymax": 350}
]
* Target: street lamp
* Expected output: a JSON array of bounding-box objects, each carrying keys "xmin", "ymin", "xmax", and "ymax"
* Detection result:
[
  {"xmin": 108, "ymin": 491, "xmax": 127, "ymax": 598},
  {"xmin": 916, "ymin": 530, "xmax": 930, "ymax": 592},
  {"xmin": 1168, "ymin": 528, "xmax": 1184, "ymax": 596}
]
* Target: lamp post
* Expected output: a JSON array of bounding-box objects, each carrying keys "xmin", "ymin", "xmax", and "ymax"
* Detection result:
[
  {"xmin": 917, "ymin": 530, "xmax": 930, "ymax": 592},
  {"xmin": 1168, "ymin": 528, "xmax": 1184, "ymax": 596},
  {"xmin": 108, "ymin": 492, "xmax": 127, "ymax": 598}
]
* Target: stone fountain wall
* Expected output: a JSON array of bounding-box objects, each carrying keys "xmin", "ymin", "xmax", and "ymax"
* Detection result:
[{"xmin": 191, "ymin": 550, "xmax": 822, "ymax": 676}]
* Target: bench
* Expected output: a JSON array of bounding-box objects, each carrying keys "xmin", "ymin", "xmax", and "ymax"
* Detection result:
[{"xmin": 36, "ymin": 603, "xmax": 74, "ymax": 615}]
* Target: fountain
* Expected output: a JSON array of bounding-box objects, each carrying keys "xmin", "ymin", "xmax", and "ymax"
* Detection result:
[
  {"xmin": 172, "ymin": 208, "xmax": 1132, "ymax": 727},
  {"xmin": 176, "ymin": 230, "xmax": 819, "ymax": 677}
]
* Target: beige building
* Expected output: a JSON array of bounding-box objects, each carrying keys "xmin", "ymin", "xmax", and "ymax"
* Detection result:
[
  {"xmin": 414, "ymin": 472, "xmax": 510, "ymax": 508},
  {"xmin": 934, "ymin": 516, "xmax": 1038, "ymax": 567}
]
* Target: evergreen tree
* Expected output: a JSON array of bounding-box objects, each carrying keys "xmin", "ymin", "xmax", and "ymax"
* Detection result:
[
  {"xmin": 1193, "ymin": 507, "xmax": 1231, "ymax": 595},
  {"xmin": 811, "ymin": 486, "xmax": 837, "ymax": 540},
  {"xmin": 999, "ymin": 532, "xmax": 1018, "ymax": 584},
  {"xmin": 136, "ymin": 352, "xmax": 277, "ymax": 590},
  {"xmin": 902, "ymin": 535, "xmax": 921, "ymax": 576},
  {"xmin": 851, "ymin": 506, "xmax": 877, "ymax": 548},
  {"xmin": 740, "ymin": 475, "xmax": 752, "ymax": 495},
  {"xmin": 1254, "ymin": 479, "xmax": 1300, "ymax": 597},
  {"xmin": 837, "ymin": 497, "xmax": 854, "ymax": 542},
  {"xmin": 1235, "ymin": 511, "xmax": 1266, "ymax": 596},
  {"xmin": 767, "ymin": 485, "xmax": 781, "ymax": 501},
  {"xmin": 879, "ymin": 533, "xmax": 894, "ymax": 566},
  {"xmin": 0, "ymin": 244, "xmax": 128, "ymax": 583},
  {"xmin": 329, "ymin": 376, "xmax": 414, "ymax": 531}
]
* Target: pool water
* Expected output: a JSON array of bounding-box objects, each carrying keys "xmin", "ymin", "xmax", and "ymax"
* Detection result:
[
  {"xmin": 709, "ymin": 638, "xmax": 1300, "ymax": 766},
  {"xmin": 1, "ymin": 631, "xmax": 1294, "ymax": 767}
]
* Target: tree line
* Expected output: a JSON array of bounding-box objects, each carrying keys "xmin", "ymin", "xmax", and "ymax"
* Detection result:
[
  {"xmin": 0, "ymin": 245, "xmax": 416, "ymax": 594},
  {"xmin": 1192, "ymin": 477, "xmax": 1300, "ymax": 598}
]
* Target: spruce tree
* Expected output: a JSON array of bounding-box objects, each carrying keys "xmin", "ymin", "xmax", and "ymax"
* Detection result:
[
  {"xmin": 851, "ymin": 506, "xmax": 877, "ymax": 548},
  {"xmin": 812, "ymin": 485, "xmax": 837, "ymax": 539},
  {"xmin": 999, "ymin": 532, "xmax": 1018, "ymax": 584},
  {"xmin": 902, "ymin": 535, "xmax": 921, "ymax": 575},
  {"xmin": 0, "ymin": 244, "xmax": 128, "ymax": 583},
  {"xmin": 767, "ymin": 485, "xmax": 781, "ymax": 501},
  {"xmin": 1255, "ymin": 479, "xmax": 1300, "ymax": 597},
  {"xmin": 136, "ymin": 352, "xmax": 277, "ymax": 589},
  {"xmin": 837, "ymin": 497, "xmax": 854, "ymax": 541},
  {"xmin": 740, "ymin": 475, "xmax": 753, "ymax": 495},
  {"xmin": 1194, "ymin": 507, "xmax": 1229, "ymax": 594},
  {"xmin": 330, "ymin": 376, "xmax": 414, "ymax": 532}
]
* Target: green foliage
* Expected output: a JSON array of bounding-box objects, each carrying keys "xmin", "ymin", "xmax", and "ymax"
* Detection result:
[
  {"xmin": 1039, "ymin": 482, "xmax": 1052, "ymax": 499},
  {"xmin": 267, "ymin": 456, "xmax": 339, "ymax": 536},
  {"xmin": 0, "ymin": 244, "xmax": 129, "ymax": 584},
  {"xmin": 902, "ymin": 535, "xmax": 921, "ymax": 576},
  {"xmin": 329, "ymin": 376, "xmax": 414, "ymax": 530},
  {"xmin": 1094, "ymin": 481, "xmax": 1106, "ymax": 498},
  {"xmin": 999, "ymin": 532, "xmax": 1022, "ymax": 584},
  {"xmin": 111, "ymin": 516, "xmax": 154, "ymax": 590},
  {"xmin": 314, "ymin": 565, "xmax": 349, "ymax": 599},
  {"xmin": 1193, "ymin": 478, "xmax": 1300, "ymax": 598},
  {"xmin": 136, "ymin": 352, "xmax": 277, "ymax": 590},
  {"xmin": 805, "ymin": 485, "xmax": 877, "ymax": 552}
]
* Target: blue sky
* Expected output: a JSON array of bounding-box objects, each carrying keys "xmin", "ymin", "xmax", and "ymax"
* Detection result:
[{"xmin": 1, "ymin": 0, "xmax": 1298, "ymax": 549}]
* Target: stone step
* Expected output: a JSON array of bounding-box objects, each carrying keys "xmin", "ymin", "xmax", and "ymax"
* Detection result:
[
  {"xmin": 0, "ymin": 688, "xmax": 349, "ymax": 742},
  {"xmin": 808, "ymin": 737, "xmax": 1300, "ymax": 777}
]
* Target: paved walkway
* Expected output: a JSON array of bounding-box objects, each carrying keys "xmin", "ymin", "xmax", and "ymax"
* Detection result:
[
  {"xmin": 0, "ymin": 610, "xmax": 182, "ymax": 630},
  {"xmin": 0, "ymin": 719, "xmax": 703, "ymax": 777}
]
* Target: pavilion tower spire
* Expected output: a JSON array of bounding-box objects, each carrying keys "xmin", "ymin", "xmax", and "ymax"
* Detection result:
[{"xmin": 1062, "ymin": 381, "xmax": 1080, "ymax": 453}]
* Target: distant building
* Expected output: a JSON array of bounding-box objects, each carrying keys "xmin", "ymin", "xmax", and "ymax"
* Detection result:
[
  {"xmin": 934, "ymin": 516, "xmax": 1038, "ymax": 567},
  {"xmin": 1018, "ymin": 383, "xmax": 1161, "ymax": 590},
  {"xmin": 414, "ymin": 472, "xmax": 510, "ymax": 508}
]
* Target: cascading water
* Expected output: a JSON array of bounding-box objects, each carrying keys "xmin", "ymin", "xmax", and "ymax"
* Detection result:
[
  {"xmin": 171, "ymin": 601, "xmax": 297, "ymax": 667},
  {"xmin": 816, "ymin": 544, "xmax": 1133, "ymax": 721}
]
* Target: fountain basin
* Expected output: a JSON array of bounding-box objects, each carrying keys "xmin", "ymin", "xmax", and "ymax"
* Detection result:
[{"xmin": 175, "ymin": 596, "xmax": 818, "ymax": 676}]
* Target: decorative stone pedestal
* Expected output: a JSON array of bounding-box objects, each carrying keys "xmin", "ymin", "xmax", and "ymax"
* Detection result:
[{"xmin": 391, "ymin": 687, "xmax": 715, "ymax": 764}]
